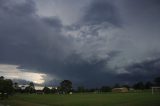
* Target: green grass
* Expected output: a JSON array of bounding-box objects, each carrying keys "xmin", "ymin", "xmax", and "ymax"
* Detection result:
[{"xmin": 0, "ymin": 92, "xmax": 160, "ymax": 106}]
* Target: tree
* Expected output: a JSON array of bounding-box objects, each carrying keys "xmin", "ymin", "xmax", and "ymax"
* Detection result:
[
  {"xmin": 43, "ymin": 87, "xmax": 51, "ymax": 94},
  {"xmin": 60, "ymin": 80, "xmax": 72, "ymax": 94},
  {"xmin": 114, "ymin": 83, "xmax": 120, "ymax": 88},
  {"xmin": 154, "ymin": 77, "xmax": 160, "ymax": 86},
  {"xmin": 100, "ymin": 86, "xmax": 111, "ymax": 92},
  {"xmin": 29, "ymin": 82, "xmax": 35, "ymax": 89},
  {"xmin": 133, "ymin": 82, "xmax": 144, "ymax": 90},
  {"xmin": 51, "ymin": 87, "xmax": 57, "ymax": 94},
  {"xmin": 0, "ymin": 76, "xmax": 4, "ymax": 80},
  {"xmin": 13, "ymin": 82, "xmax": 21, "ymax": 93},
  {"xmin": 3, "ymin": 79, "xmax": 14, "ymax": 95},
  {"xmin": 145, "ymin": 81, "xmax": 153, "ymax": 89},
  {"xmin": 14, "ymin": 82, "xmax": 18, "ymax": 89},
  {"xmin": 0, "ymin": 76, "xmax": 14, "ymax": 99},
  {"xmin": 77, "ymin": 86, "xmax": 85, "ymax": 93},
  {"xmin": 25, "ymin": 82, "xmax": 35, "ymax": 93},
  {"xmin": 122, "ymin": 85, "xmax": 130, "ymax": 90},
  {"xmin": 0, "ymin": 77, "xmax": 14, "ymax": 94},
  {"xmin": 57, "ymin": 86, "xmax": 62, "ymax": 94}
]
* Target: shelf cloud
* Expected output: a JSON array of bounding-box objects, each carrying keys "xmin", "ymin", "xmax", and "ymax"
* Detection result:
[{"xmin": 0, "ymin": 0, "xmax": 160, "ymax": 87}]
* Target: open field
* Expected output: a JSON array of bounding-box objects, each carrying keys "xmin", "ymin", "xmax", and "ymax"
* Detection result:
[{"xmin": 0, "ymin": 92, "xmax": 160, "ymax": 106}]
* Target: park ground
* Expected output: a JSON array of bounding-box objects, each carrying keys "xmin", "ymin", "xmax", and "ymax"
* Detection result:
[{"xmin": 0, "ymin": 92, "xmax": 160, "ymax": 106}]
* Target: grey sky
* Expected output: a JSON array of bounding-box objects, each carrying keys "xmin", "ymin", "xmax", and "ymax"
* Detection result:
[{"xmin": 0, "ymin": 0, "xmax": 160, "ymax": 87}]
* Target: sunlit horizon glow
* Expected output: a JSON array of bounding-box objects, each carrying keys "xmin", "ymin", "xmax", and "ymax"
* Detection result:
[{"xmin": 0, "ymin": 64, "xmax": 47, "ymax": 84}]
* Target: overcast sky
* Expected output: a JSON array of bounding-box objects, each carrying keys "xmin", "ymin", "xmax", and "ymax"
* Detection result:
[{"xmin": 0, "ymin": 0, "xmax": 160, "ymax": 87}]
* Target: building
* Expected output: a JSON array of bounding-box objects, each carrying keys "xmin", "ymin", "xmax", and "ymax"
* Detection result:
[{"xmin": 112, "ymin": 87, "xmax": 128, "ymax": 93}]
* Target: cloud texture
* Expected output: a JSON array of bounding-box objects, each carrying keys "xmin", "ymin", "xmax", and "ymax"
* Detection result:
[{"xmin": 0, "ymin": 0, "xmax": 160, "ymax": 87}]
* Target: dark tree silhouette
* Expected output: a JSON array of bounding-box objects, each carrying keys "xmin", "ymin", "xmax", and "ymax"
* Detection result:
[
  {"xmin": 133, "ymin": 82, "xmax": 144, "ymax": 90},
  {"xmin": 100, "ymin": 86, "xmax": 111, "ymax": 92},
  {"xmin": 0, "ymin": 76, "xmax": 4, "ymax": 80},
  {"xmin": 51, "ymin": 87, "xmax": 58, "ymax": 94},
  {"xmin": 4, "ymin": 79, "xmax": 14, "ymax": 95},
  {"xmin": 77, "ymin": 86, "xmax": 85, "ymax": 93},
  {"xmin": 29, "ymin": 82, "xmax": 35, "ymax": 93},
  {"xmin": 43, "ymin": 87, "xmax": 51, "ymax": 94},
  {"xmin": 13, "ymin": 82, "xmax": 21, "ymax": 93},
  {"xmin": 122, "ymin": 85, "xmax": 130, "ymax": 90},
  {"xmin": 154, "ymin": 77, "xmax": 160, "ymax": 86},
  {"xmin": 114, "ymin": 83, "xmax": 120, "ymax": 88},
  {"xmin": 29, "ymin": 82, "xmax": 35, "ymax": 88},
  {"xmin": 145, "ymin": 81, "xmax": 153, "ymax": 89},
  {"xmin": 0, "ymin": 76, "xmax": 14, "ymax": 99},
  {"xmin": 25, "ymin": 82, "xmax": 35, "ymax": 93},
  {"xmin": 60, "ymin": 80, "xmax": 72, "ymax": 94},
  {"xmin": 14, "ymin": 82, "xmax": 18, "ymax": 89}
]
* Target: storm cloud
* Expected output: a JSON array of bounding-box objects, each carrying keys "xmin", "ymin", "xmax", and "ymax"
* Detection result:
[{"xmin": 0, "ymin": 0, "xmax": 160, "ymax": 87}]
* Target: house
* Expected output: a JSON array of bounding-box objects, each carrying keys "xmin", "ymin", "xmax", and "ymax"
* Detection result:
[{"xmin": 112, "ymin": 87, "xmax": 128, "ymax": 93}]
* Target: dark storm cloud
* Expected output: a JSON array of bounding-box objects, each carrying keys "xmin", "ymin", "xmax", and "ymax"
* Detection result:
[
  {"xmin": 0, "ymin": 0, "xmax": 122, "ymax": 87},
  {"xmin": 117, "ymin": 58, "xmax": 160, "ymax": 84},
  {"xmin": 82, "ymin": 0, "xmax": 120, "ymax": 26},
  {"xmin": 0, "ymin": 0, "xmax": 72, "ymax": 68},
  {"xmin": 128, "ymin": 59, "xmax": 160, "ymax": 77},
  {"xmin": 1, "ymin": 0, "xmax": 160, "ymax": 87},
  {"xmin": 43, "ymin": 18, "xmax": 62, "ymax": 29},
  {"xmin": 124, "ymin": 0, "xmax": 160, "ymax": 9},
  {"xmin": 70, "ymin": 0, "xmax": 160, "ymax": 85},
  {"xmin": 121, "ymin": 0, "xmax": 160, "ymax": 24}
]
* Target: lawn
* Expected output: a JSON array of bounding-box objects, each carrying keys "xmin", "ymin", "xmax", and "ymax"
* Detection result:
[{"xmin": 0, "ymin": 92, "xmax": 160, "ymax": 106}]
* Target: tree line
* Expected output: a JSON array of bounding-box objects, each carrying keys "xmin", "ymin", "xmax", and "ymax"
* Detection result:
[
  {"xmin": 76, "ymin": 77, "xmax": 160, "ymax": 93},
  {"xmin": 0, "ymin": 76, "xmax": 160, "ymax": 98},
  {"xmin": 0, "ymin": 77, "xmax": 73, "ymax": 96}
]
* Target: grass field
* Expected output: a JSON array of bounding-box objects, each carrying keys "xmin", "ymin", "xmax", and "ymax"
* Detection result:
[{"xmin": 0, "ymin": 92, "xmax": 160, "ymax": 106}]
